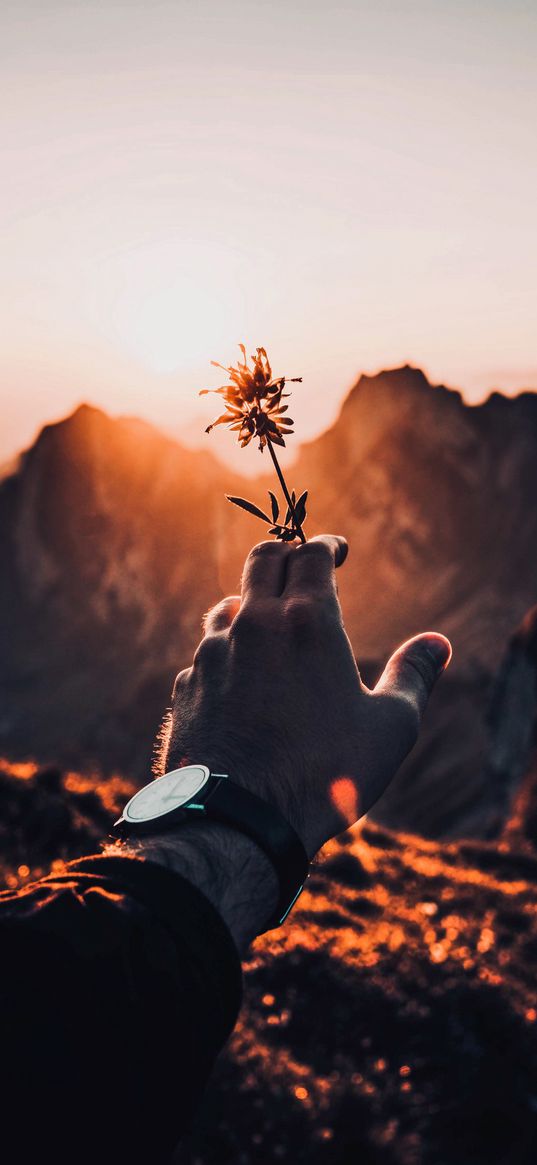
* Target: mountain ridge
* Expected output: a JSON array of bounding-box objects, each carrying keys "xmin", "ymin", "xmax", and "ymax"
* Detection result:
[
  {"xmin": 1, "ymin": 365, "xmax": 536, "ymax": 836},
  {"xmin": 5, "ymin": 363, "xmax": 536, "ymax": 487}
]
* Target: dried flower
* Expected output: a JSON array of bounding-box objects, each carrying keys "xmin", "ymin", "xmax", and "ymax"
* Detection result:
[
  {"xmin": 200, "ymin": 345, "xmax": 308, "ymax": 542},
  {"xmin": 200, "ymin": 345, "xmax": 301, "ymax": 451}
]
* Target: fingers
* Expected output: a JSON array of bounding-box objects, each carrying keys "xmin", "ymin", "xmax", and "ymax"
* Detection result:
[
  {"xmin": 203, "ymin": 595, "xmax": 241, "ymax": 635},
  {"xmin": 240, "ymin": 534, "xmax": 348, "ymax": 606},
  {"xmin": 241, "ymin": 540, "xmax": 295, "ymax": 601},
  {"xmin": 284, "ymin": 535, "xmax": 348, "ymax": 597},
  {"xmin": 375, "ymin": 632, "xmax": 452, "ymax": 719}
]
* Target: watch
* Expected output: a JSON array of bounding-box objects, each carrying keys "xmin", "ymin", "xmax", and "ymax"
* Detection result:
[{"xmin": 113, "ymin": 764, "xmax": 309, "ymax": 931}]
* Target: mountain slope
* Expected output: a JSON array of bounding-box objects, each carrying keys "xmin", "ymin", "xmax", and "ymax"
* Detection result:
[
  {"xmin": 274, "ymin": 366, "xmax": 537, "ymax": 835},
  {"xmin": 1, "ymin": 368, "xmax": 536, "ymax": 835},
  {"xmin": 287, "ymin": 366, "xmax": 537, "ymax": 668},
  {"xmin": 0, "ymin": 404, "xmax": 240, "ymax": 774}
]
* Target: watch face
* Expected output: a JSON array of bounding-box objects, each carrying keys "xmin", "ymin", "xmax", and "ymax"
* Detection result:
[{"xmin": 122, "ymin": 765, "xmax": 210, "ymax": 823}]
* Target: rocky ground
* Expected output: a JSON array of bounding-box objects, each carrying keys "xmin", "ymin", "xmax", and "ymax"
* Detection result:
[{"xmin": 2, "ymin": 756, "xmax": 537, "ymax": 1165}]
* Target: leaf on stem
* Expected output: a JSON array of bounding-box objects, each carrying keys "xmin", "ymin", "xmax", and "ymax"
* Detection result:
[
  {"xmin": 268, "ymin": 491, "xmax": 280, "ymax": 522},
  {"xmin": 226, "ymin": 496, "xmax": 271, "ymax": 523},
  {"xmin": 284, "ymin": 491, "xmax": 296, "ymax": 526},
  {"xmin": 294, "ymin": 490, "xmax": 308, "ymax": 527}
]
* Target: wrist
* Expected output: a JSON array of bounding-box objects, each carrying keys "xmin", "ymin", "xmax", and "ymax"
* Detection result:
[
  {"xmin": 108, "ymin": 820, "xmax": 278, "ymax": 954},
  {"xmin": 165, "ymin": 747, "xmax": 315, "ymax": 858}
]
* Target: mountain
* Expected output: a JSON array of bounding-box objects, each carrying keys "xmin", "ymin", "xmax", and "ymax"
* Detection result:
[
  {"xmin": 287, "ymin": 366, "xmax": 537, "ymax": 668},
  {"xmin": 0, "ymin": 404, "xmax": 241, "ymax": 774},
  {"xmin": 1, "ymin": 368, "xmax": 537, "ymax": 835},
  {"xmin": 280, "ymin": 366, "xmax": 537, "ymax": 835}
]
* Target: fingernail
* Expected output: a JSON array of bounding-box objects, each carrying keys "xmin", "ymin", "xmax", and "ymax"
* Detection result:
[{"xmin": 424, "ymin": 636, "xmax": 452, "ymax": 673}]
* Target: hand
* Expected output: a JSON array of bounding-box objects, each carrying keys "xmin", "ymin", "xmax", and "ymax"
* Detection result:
[{"xmin": 164, "ymin": 536, "xmax": 451, "ymax": 859}]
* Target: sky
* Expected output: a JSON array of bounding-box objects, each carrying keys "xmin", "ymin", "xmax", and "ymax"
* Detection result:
[{"xmin": 1, "ymin": 0, "xmax": 536, "ymax": 471}]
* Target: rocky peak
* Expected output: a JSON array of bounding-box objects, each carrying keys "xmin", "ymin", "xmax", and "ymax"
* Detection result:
[{"xmin": 1, "ymin": 369, "xmax": 537, "ymax": 837}]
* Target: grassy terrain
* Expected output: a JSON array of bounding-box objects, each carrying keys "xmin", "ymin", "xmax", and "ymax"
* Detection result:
[{"xmin": 2, "ymin": 758, "xmax": 537, "ymax": 1164}]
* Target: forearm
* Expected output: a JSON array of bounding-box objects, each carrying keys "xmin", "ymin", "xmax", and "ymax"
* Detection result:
[
  {"xmin": 0, "ymin": 847, "xmax": 245, "ymax": 1161},
  {"xmin": 109, "ymin": 822, "xmax": 279, "ymax": 953}
]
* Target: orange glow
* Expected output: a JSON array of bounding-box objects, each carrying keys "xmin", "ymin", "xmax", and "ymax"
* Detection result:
[
  {"xmin": 202, "ymin": 818, "xmax": 537, "ymax": 1153},
  {"xmin": 1, "ymin": 5, "xmax": 535, "ymax": 469},
  {"xmin": 330, "ymin": 777, "xmax": 359, "ymax": 829},
  {"xmin": 0, "ymin": 758, "xmax": 39, "ymax": 781},
  {"xmin": 3, "ymin": 748, "xmax": 537, "ymax": 1152},
  {"xmin": 64, "ymin": 771, "xmax": 135, "ymax": 814},
  {"xmin": 477, "ymin": 927, "xmax": 496, "ymax": 953}
]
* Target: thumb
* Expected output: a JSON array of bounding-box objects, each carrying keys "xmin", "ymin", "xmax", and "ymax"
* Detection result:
[{"xmin": 375, "ymin": 632, "xmax": 452, "ymax": 718}]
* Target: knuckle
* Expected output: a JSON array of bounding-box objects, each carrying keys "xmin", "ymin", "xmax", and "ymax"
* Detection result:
[
  {"xmin": 192, "ymin": 634, "xmax": 225, "ymax": 669},
  {"xmin": 297, "ymin": 540, "xmax": 332, "ymax": 564},
  {"xmin": 222, "ymin": 594, "xmax": 241, "ymax": 610},
  {"xmin": 285, "ymin": 595, "xmax": 336, "ymax": 630},
  {"xmin": 172, "ymin": 668, "xmax": 191, "ymax": 700},
  {"xmin": 284, "ymin": 596, "xmax": 315, "ymax": 628},
  {"xmin": 202, "ymin": 605, "xmax": 219, "ymax": 632},
  {"xmin": 230, "ymin": 604, "xmax": 264, "ymax": 641},
  {"xmin": 203, "ymin": 595, "xmax": 239, "ymax": 630},
  {"xmin": 248, "ymin": 540, "xmax": 285, "ymax": 561}
]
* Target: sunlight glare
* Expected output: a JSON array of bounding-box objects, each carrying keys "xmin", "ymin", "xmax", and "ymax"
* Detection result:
[{"xmin": 88, "ymin": 240, "xmax": 244, "ymax": 374}]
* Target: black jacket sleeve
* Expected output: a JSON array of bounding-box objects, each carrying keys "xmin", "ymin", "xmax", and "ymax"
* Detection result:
[{"xmin": 0, "ymin": 854, "xmax": 242, "ymax": 1165}]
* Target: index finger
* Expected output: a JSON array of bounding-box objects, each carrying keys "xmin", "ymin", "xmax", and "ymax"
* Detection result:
[
  {"xmin": 241, "ymin": 540, "xmax": 296, "ymax": 601},
  {"xmin": 284, "ymin": 535, "xmax": 348, "ymax": 596}
]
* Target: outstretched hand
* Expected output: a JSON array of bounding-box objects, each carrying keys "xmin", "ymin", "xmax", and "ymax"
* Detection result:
[{"xmin": 165, "ymin": 536, "xmax": 451, "ymax": 859}]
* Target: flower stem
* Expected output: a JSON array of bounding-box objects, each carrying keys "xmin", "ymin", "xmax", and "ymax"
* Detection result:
[{"xmin": 266, "ymin": 437, "xmax": 306, "ymax": 543}]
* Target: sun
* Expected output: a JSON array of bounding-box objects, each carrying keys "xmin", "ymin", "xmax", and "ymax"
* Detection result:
[
  {"xmin": 87, "ymin": 239, "xmax": 244, "ymax": 373},
  {"xmin": 120, "ymin": 274, "xmax": 237, "ymax": 373}
]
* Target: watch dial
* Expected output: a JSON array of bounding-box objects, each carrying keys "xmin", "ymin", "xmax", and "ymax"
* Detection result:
[{"xmin": 123, "ymin": 765, "xmax": 210, "ymax": 822}]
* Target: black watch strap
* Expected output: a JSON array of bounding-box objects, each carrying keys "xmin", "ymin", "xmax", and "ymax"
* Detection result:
[{"xmin": 204, "ymin": 778, "xmax": 309, "ymax": 932}]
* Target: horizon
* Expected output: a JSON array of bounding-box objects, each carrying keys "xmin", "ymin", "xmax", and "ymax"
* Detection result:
[
  {"xmin": 2, "ymin": 1, "xmax": 537, "ymax": 468},
  {"xmin": 5, "ymin": 361, "xmax": 537, "ymax": 477}
]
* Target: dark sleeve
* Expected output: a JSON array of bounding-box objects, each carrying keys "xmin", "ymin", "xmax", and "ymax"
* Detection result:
[{"xmin": 0, "ymin": 854, "xmax": 242, "ymax": 1165}]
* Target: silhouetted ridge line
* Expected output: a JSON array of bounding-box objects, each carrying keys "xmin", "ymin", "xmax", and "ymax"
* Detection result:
[{"xmin": 1, "ymin": 366, "xmax": 536, "ymax": 837}]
